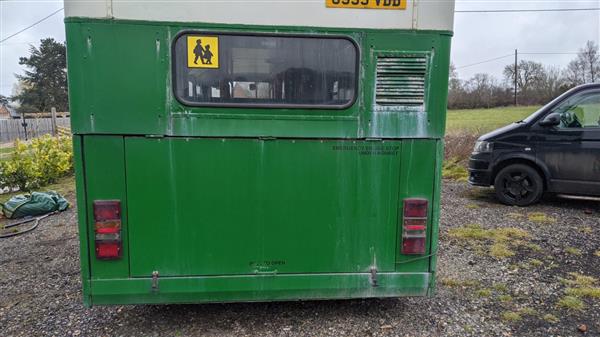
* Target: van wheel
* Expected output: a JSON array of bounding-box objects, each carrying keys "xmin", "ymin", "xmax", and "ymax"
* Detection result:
[{"xmin": 494, "ymin": 164, "xmax": 543, "ymax": 206}]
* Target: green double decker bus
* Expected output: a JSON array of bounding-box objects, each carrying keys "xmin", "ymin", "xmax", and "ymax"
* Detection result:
[{"xmin": 65, "ymin": 0, "xmax": 455, "ymax": 306}]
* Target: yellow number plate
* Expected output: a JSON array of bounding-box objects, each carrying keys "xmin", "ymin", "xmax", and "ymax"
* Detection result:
[{"xmin": 326, "ymin": 0, "xmax": 407, "ymax": 10}]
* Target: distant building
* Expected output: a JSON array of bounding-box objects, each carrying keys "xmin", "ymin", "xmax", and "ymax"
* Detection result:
[{"xmin": 0, "ymin": 104, "xmax": 19, "ymax": 119}]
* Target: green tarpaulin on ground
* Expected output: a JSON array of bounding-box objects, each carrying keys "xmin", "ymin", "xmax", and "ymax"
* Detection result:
[{"xmin": 2, "ymin": 191, "xmax": 69, "ymax": 219}]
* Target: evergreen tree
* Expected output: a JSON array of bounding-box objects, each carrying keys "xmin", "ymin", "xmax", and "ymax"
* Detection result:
[{"xmin": 14, "ymin": 38, "xmax": 68, "ymax": 113}]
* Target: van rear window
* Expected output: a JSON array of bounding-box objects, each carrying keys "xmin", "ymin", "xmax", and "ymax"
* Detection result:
[{"xmin": 172, "ymin": 32, "xmax": 358, "ymax": 109}]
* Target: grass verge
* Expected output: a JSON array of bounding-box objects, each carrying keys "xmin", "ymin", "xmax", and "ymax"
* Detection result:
[
  {"xmin": 446, "ymin": 106, "xmax": 540, "ymax": 135},
  {"xmin": 448, "ymin": 224, "xmax": 530, "ymax": 259},
  {"xmin": 442, "ymin": 158, "xmax": 469, "ymax": 181}
]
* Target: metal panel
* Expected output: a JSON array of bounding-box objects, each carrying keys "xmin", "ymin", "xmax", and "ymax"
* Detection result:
[
  {"xmin": 65, "ymin": 19, "xmax": 452, "ymax": 139},
  {"xmin": 65, "ymin": 22, "xmax": 168, "ymax": 135},
  {"xmin": 90, "ymin": 272, "xmax": 431, "ymax": 305},
  {"xmin": 415, "ymin": 0, "xmax": 456, "ymax": 31},
  {"xmin": 73, "ymin": 135, "xmax": 91, "ymax": 306},
  {"xmin": 65, "ymin": 0, "xmax": 456, "ymax": 31},
  {"xmin": 395, "ymin": 139, "xmax": 437, "ymax": 272},
  {"xmin": 82, "ymin": 136, "xmax": 130, "ymax": 279},
  {"xmin": 124, "ymin": 137, "xmax": 401, "ymax": 277}
]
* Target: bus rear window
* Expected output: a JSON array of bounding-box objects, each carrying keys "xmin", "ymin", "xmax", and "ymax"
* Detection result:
[{"xmin": 173, "ymin": 33, "xmax": 358, "ymax": 109}]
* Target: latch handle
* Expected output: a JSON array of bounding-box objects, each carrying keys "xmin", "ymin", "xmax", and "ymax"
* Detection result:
[{"xmin": 151, "ymin": 271, "xmax": 159, "ymax": 292}]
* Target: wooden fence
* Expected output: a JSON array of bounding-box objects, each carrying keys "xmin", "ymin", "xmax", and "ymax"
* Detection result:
[{"xmin": 0, "ymin": 117, "xmax": 71, "ymax": 143}]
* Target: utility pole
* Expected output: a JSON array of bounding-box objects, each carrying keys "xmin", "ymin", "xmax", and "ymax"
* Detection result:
[
  {"xmin": 51, "ymin": 107, "xmax": 57, "ymax": 136},
  {"xmin": 514, "ymin": 49, "xmax": 518, "ymax": 106},
  {"xmin": 20, "ymin": 112, "xmax": 28, "ymax": 141}
]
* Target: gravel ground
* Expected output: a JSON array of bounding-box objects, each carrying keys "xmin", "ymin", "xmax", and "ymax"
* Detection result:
[{"xmin": 0, "ymin": 180, "xmax": 599, "ymax": 337}]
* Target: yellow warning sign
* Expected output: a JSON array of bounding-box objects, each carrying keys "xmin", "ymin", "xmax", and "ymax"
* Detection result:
[
  {"xmin": 326, "ymin": 0, "xmax": 406, "ymax": 10},
  {"xmin": 187, "ymin": 36, "xmax": 219, "ymax": 69}
]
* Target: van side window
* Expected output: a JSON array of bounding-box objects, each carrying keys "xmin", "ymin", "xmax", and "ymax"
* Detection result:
[{"xmin": 554, "ymin": 90, "xmax": 600, "ymax": 129}]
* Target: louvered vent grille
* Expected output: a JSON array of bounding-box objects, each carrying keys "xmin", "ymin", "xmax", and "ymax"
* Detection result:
[{"xmin": 376, "ymin": 56, "xmax": 427, "ymax": 107}]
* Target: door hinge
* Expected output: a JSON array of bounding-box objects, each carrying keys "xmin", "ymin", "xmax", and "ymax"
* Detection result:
[
  {"xmin": 366, "ymin": 137, "xmax": 383, "ymax": 142},
  {"xmin": 151, "ymin": 271, "xmax": 159, "ymax": 292},
  {"xmin": 258, "ymin": 136, "xmax": 276, "ymax": 141},
  {"xmin": 145, "ymin": 134, "xmax": 164, "ymax": 139}
]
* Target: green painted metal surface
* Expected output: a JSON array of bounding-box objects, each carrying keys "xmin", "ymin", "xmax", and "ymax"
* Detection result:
[
  {"xmin": 73, "ymin": 136, "xmax": 91, "ymax": 306},
  {"xmin": 65, "ymin": 18, "xmax": 451, "ymax": 139},
  {"xmin": 125, "ymin": 138, "xmax": 401, "ymax": 277},
  {"xmin": 82, "ymin": 136, "xmax": 129, "ymax": 279},
  {"xmin": 396, "ymin": 139, "xmax": 438, "ymax": 273},
  {"xmin": 65, "ymin": 17, "xmax": 452, "ymax": 306},
  {"xmin": 90, "ymin": 273, "xmax": 431, "ymax": 305}
]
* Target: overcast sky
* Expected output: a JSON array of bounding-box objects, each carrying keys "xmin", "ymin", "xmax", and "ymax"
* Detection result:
[{"xmin": 1, "ymin": 0, "xmax": 599, "ymax": 96}]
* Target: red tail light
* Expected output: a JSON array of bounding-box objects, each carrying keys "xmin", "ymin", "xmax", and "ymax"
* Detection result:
[
  {"xmin": 96, "ymin": 241, "xmax": 121, "ymax": 259},
  {"xmin": 402, "ymin": 198, "xmax": 428, "ymax": 255},
  {"xmin": 93, "ymin": 200, "xmax": 122, "ymax": 260},
  {"xmin": 94, "ymin": 200, "xmax": 121, "ymax": 221}
]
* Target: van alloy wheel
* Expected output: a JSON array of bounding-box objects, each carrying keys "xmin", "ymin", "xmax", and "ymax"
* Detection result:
[{"xmin": 494, "ymin": 164, "xmax": 543, "ymax": 206}]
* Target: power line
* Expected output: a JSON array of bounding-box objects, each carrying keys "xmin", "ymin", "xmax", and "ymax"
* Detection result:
[
  {"xmin": 456, "ymin": 50, "xmax": 583, "ymax": 69},
  {"xmin": 0, "ymin": 8, "xmax": 63, "ymax": 44},
  {"xmin": 455, "ymin": 7, "xmax": 600, "ymax": 13},
  {"xmin": 0, "ymin": 41, "xmax": 38, "ymax": 46},
  {"xmin": 520, "ymin": 52, "xmax": 579, "ymax": 55},
  {"xmin": 456, "ymin": 54, "xmax": 514, "ymax": 69}
]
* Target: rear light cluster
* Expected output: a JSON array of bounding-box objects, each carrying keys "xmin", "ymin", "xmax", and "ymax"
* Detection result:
[
  {"xmin": 401, "ymin": 198, "xmax": 428, "ymax": 255},
  {"xmin": 94, "ymin": 200, "xmax": 122, "ymax": 260}
]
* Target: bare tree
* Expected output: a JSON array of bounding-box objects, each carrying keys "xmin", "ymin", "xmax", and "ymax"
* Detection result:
[
  {"xmin": 447, "ymin": 41, "xmax": 599, "ymax": 109},
  {"xmin": 538, "ymin": 66, "xmax": 566, "ymax": 102},
  {"xmin": 564, "ymin": 59, "xmax": 587, "ymax": 86},
  {"xmin": 467, "ymin": 73, "xmax": 495, "ymax": 108},
  {"xmin": 503, "ymin": 60, "xmax": 545, "ymax": 104},
  {"xmin": 448, "ymin": 63, "xmax": 461, "ymax": 91},
  {"xmin": 577, "ymin": 40, "xmax": 600, "ymax": 82},
  {"xmin": 447, "ymin": 63, "xmax": 466, "ymax": 108}
]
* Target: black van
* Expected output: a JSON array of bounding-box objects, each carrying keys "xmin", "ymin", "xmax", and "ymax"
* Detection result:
[{"xmin": 468, "ymin": 83, "xmax": 600, "ymax": 206}]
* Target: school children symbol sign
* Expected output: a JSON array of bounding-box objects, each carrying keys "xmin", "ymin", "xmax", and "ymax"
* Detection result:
[{"xmin": 187, "ymin": 36, "xmax": 219, "ymax": 69}]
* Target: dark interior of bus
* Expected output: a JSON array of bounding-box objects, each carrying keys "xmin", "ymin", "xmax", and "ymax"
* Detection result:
[{"xmin": 174, "ymin": 34, "xmax": 358, "ymax": 107}]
